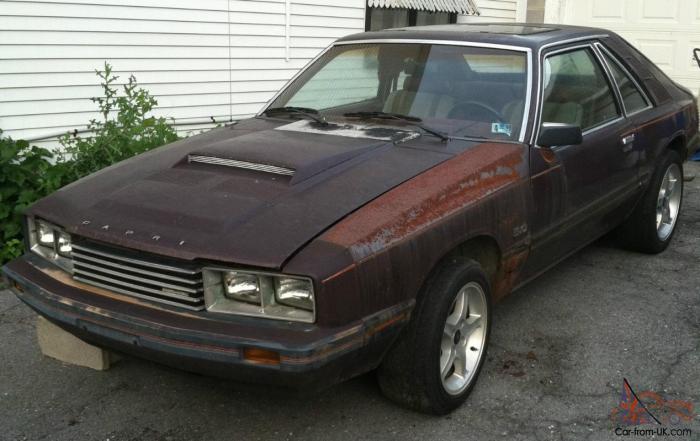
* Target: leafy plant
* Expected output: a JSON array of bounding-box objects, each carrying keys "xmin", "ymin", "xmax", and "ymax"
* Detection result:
[
  {"xmin": 1, "ymin": 63, "xmax": 180, "ymax": 264},
  {"xmin": 59, "ymin": 63, "xmax": 179, "ymax": 181},
  {"xmin": 0, "ymin": 131, "xmax": 68, "ymax": 263}
]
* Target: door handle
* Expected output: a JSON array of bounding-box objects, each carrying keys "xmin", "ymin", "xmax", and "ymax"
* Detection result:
[{"xmin": 621, "ymin": 134, "xmax": 636, "ymax": 152}]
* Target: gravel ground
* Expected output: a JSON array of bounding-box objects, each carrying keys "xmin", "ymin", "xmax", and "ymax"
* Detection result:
[{"xmin": 1, "ymin": 162, "xmax": 699, "ymax": 441}]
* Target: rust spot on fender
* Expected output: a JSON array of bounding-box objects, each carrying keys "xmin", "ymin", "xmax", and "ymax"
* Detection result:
[
  {"xmin": 323, "ymin": 143, "xmax": 526, "ymax": 260},
  {"xmin": 492, "ymin": 248, "xmax": 529, "ymax": 301},
  {"xmin": 538, "ymin": 147, "xmax": 558, "ymax": 164},
  {"xmin": 322, "ymin": 263, "xmax": 356, "ymax": 284}
]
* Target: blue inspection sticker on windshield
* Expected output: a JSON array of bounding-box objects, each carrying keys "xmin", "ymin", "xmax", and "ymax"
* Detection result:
[{"xmin": 491, "ymin": 122, "xmax": 512, "ymax": 137}]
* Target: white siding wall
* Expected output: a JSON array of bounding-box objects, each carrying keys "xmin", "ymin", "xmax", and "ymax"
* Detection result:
[
  {"xmin": 457, "ymin": 0, "xmax": 526, "ymax": 23},
  {"xmin": 0, "ymin": 0, "xmax": 366, "ymax": 146}
]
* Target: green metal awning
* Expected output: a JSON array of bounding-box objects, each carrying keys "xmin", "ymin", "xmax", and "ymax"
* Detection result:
[{"xmin": 367, "ymin": 0, "xmax": 480, "ymax": 15}]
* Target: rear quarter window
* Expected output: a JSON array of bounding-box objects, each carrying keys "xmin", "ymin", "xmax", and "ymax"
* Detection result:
[{"xmin": 599, "ymin": 49, "xmax": 650, "ymax": 115}]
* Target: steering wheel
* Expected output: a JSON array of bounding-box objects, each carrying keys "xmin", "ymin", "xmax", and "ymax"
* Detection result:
[{"xmin": 448, "ymin": 101, "xmax": 505, "ymax": 123}]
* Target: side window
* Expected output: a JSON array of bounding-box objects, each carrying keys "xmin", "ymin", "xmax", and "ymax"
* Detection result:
[
  {"xmin": 542, "ymin": 48, "xmax": 621, "ymax": 131},
  {"xmin": 600, "ymin": 50, "xmax": 650, "ymax": 115}
]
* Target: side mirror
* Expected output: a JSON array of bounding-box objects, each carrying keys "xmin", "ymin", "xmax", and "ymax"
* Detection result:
[{"xmin": 537, "ymin": 123, "xmax": 583, "ymax": 147}]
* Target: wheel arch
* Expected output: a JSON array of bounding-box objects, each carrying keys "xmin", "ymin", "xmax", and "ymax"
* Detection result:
[
  {"xmin": 433, "ymin": 235, "xmax": 502, "ymax": 288},
  {"xmin": 666, "ymin": 133, "xmax": 688, "ymax": 161}
]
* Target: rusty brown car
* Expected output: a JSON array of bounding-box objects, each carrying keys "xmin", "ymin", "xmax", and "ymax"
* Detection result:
[{"xmin": 4, "ymin": 24, "xmax": 699, "ymax": 414}]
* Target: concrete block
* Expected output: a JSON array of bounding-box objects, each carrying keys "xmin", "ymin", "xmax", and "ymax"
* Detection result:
[{"xmin": 36, "ymin": 315, "xmax": 117, "ymax": 371}]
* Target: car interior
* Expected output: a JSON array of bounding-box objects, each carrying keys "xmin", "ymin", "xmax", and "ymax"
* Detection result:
[
  {"xmin": 381, "ymin": 52, "xmax": 528, "ymax": 131},
  {"xmin": 279, "ymin": 44, "xmax": 530, "ymax": 139},
  {"xmin": 541, "ymin": 49, "xmax": 620, "ymax": 131}
]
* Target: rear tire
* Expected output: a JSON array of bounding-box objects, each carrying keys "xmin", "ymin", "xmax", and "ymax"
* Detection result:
[
  {"xmin": 618, "ymin": 150, "xmax": 683, "ymax": 254},
  {"xmin": 377, "ymin": 258, "xmax": 491, "ymax": 414}
]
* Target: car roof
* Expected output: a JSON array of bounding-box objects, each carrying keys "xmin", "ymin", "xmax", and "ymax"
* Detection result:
[{"xmin": 336, "ymin": 23, "xmax": 611, "ymax": 51}]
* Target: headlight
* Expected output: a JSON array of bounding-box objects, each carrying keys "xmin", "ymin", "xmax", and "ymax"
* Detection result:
[
  {"xmin": 203, "ymin": 269, "xmax": 314, "ymax": 323},
  {"xmin": 223, "ymin": 272, "xmax": 261, "ymax": 304},
  {"xmin": 56, "ymin": 231, "xmax": 73, "ymax": 258},
  {"xmin": 27, "ymin": 217, "xmax": 73, "ymax": 272},
  {"xmin": 275, "ymin": 278, "xmax": 313, "ymax": 311},
  {"xmin": 36, "ymin": 221, "xmax": 55, "ymax": 247}
]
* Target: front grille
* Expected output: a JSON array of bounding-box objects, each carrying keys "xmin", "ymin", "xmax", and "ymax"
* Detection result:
[{"xmin": 71, "ymin": 242, "xmax": 205, "ymax": 311}]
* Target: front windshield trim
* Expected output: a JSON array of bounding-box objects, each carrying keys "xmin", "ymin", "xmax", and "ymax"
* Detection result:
[
  {"xmin": 259, "ymin": 39, "xmax": 533, "ymax": 143},
  {"xmin": 334, "ymin": 39, "xmax": 530, "ymax": 53}
]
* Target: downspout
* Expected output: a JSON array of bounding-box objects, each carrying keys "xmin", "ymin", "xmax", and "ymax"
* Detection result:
[
  {"xmin": 285, "ymin": 0, "xmax": 291, "ymax": 62},
  {"xmin": 515, "ymin": 0, "xmax": 528, "ymax": 22},
  {"xmin": 227, "ymin": 1, "xmax": 233, "ymax": 121}
]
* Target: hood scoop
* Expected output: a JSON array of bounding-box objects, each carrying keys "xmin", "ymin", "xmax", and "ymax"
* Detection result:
[
  {"xmin": 187, "ymin": 128, "xmax": 392, "ymax": 185},
  {"xmin": 187, "ymin": 154, "xmax": 295, "ymax": 177}
]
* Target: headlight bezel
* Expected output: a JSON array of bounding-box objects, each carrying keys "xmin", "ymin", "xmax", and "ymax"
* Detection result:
[
  {"xmin": 27, "ymin": 217, "xmax": 73, "ymax": 272},
  {"xmin": 203, "ymin": 267, "xmax": 315, "ymax": 323}
]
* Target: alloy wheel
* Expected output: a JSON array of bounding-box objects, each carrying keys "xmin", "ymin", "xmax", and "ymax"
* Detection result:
[
  {"xmin": 656, "ymin": 163, "xmax": 682, "ymax": 241},
  {"xmin": 440, "ymin": 282, "xmax": 488, "ymax": 396}
]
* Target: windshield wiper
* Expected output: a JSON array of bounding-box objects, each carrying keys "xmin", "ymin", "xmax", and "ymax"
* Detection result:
[
  {"xmin": 263, "ymin": 106, "xmax": 328, "ymax": 126},
  {"xmin": 343, "ymin": 111, "xmax": 450, "ymax": 142}
]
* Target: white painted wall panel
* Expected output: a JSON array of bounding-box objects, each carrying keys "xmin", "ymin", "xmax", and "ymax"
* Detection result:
[{"xmin": 0, "ymin": 0, "xmax": 366, "ymax": 145}]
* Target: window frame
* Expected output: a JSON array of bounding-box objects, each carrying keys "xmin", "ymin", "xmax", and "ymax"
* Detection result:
[
  {"xmin": 593, "ymin": 42, "xmax": 653, "ymax": 118},
  {"xmin": 536, "ymin": 42, "xmax": 625, "ymax": 142},
  {"xmin": 260, "ymin": 39, "xmax": 534, "ymax": 143}
]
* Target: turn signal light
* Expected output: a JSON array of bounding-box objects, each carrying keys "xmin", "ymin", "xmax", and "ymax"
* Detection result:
[
  {"xmin": 242, "ymin": 347, "xmax": 280, "ymax": 366},
  {"xmin": 12, "ymin": 280, "xmax": 24, "ymax": 293}
]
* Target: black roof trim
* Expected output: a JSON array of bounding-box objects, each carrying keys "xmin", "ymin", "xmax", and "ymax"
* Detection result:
[{"xmin": 336, "ymin": 23, "xmax": 610, "ymax": 50}]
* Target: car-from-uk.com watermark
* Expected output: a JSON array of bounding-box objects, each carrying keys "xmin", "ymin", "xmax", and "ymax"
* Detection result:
[{"xmin": 610, "ymin": 379, "xmax": 695, "ymax": 438}]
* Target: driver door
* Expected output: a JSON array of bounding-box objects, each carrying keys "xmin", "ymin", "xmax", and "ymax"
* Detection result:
[{"xmin": 524, "ymin": 44, "xmax": 640, "ymax": 277}]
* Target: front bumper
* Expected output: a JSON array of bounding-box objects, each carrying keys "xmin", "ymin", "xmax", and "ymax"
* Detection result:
[{"xmin": 2, "ymin": 254, "xmax": 412, "ymax": 391}]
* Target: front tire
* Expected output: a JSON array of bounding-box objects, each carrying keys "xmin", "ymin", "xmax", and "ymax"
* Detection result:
[
  {"xmin": 377, "ymin": 258, "xmax": 491, "ymax": 414},
  {"xmin": 619, "ymin": 150, "xmax": 683, "ymax": 254}
]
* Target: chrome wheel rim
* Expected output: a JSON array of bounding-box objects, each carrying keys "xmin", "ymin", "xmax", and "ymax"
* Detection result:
[
  {"xmin": 656, "ymin": 163, "xmax": 682, "ymax": 241},
  {"xmin": 440, "ymin": 282, "xmax": 488, "ymax": 396}
]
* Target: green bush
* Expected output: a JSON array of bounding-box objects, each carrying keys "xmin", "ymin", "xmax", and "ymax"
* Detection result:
[
  {"xmin": 1, "ymin": 63, "xmax": 179, "ymax": 264},
  {"xmin": 59, "ymin": 63, "xmax": 179, "ymax": 181},
  {"xmin": 0, "ymin": 132, "xmax": 68, "ymax": 263}
]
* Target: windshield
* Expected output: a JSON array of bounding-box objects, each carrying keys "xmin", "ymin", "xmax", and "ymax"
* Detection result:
[{"xmin": 267, "ymin": 43, "xmax": 529, "ymax": 141}]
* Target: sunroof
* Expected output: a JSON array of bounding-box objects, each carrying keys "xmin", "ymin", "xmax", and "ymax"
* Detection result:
[{"xmin": 415, "ymin": 24, "xmax": 556, "ymax": 35}]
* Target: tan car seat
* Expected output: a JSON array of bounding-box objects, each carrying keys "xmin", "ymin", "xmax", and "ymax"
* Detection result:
[{"xmin": 384, "ymin": 75, "xmax": 456, "ymax": 119}]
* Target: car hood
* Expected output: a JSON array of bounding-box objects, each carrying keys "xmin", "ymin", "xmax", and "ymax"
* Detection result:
[{"xmin": 29, "ymin": 118, "xmax": 475, "ymax": 269}]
